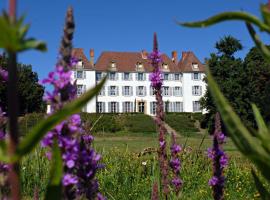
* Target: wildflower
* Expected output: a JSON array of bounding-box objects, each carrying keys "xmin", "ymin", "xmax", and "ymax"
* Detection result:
[
  {"xmin": 142, "ymin": 161, "xmax": 147, "ymax": 166},
  {"xmin": 41, "ymin": 7, "xmax": 103, "ymax": 199},
  {"xmin": 169, "ymin": 132, "xmax": 182, "ymax": 195},
  {"xmin": 148, "ymin": 33, "xmax": 169, "ymax": 197},
  {"xmin": 207, "ymin": 113, "xmax": 228, "ymax": 200}
]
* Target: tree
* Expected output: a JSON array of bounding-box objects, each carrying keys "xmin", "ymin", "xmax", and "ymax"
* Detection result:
[
  {"xmin": 200, "ymin": 36, "xmax": 251, "ymax": 134},
  {"xmin": 0, "ymin": 53, "xmax": 45, "ymax": 115},
  {"xmin": 242, "ymin": 46, "xmax": 270, "ymax": 125}
]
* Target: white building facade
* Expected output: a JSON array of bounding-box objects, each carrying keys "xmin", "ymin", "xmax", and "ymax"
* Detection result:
[{"xmin": 72, "ymin": 49, "xmax": 206, "ymax": 115}]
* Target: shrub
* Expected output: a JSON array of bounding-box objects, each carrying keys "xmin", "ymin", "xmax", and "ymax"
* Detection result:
[{"xmin": 19, "ymin": 113, "xmax": 44, "ymax": 136}]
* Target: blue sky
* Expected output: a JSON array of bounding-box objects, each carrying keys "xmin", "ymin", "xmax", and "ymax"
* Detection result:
[{"xmin": 0, "ymin": 0, "xmax": 269, "ymax": 87}]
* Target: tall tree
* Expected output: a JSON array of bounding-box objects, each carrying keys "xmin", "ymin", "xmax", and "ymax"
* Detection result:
[
  {"xmin": 200, "ymin": 36, "xmax": 250, "ymax": 134},
  {"xmin": 243, "ymin": 46, "xmax": 270, "ymax": 125},
  {"xmin": 0, "ymin": 53, "xmax": 45, "ymax": 115}
]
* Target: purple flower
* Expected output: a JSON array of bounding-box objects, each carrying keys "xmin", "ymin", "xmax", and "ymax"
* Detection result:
[
  {"xmin": 171, "ymin": 144, "xmax": 182, "ymax": 154},
  {"xmin": 170, "ymin": 158, "xmax": 181, "ymax": 172},
  {"xmin": 208, "ymin": 113, "xmax": 228, "ymax": 200},
  {"xmin": 208, "ymin": 176, "xmax": 219, "ymax": 186},
  {"xmin": 62, "ymin": 174, "xmax": 78, "ymax": 186},
  {"xmin": 0, "ymin": 68, "xmax": 8, "ymax": 82},
  {"xmin": 172, "ymin": 178, "xmax": 183, "ymax": 188},
  {"xmin": 149, "ymin": 68, "xmax": 163, "ymax": 88}
]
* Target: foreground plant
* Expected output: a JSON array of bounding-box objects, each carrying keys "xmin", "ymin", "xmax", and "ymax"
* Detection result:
[
  {"xmin": 41, "ymin": 7, "xmax": 104, "ymax": 200},
  {"xmin": 179, "ymin": 1, "xmax": 270, "ymax": 199},
  {"xmin": 0, "ymin": 1, "xmax": 105, "ymax": 199},
  {"xmin": 207, "ymin": 113, "xmax": 228, "ymax": 200}
]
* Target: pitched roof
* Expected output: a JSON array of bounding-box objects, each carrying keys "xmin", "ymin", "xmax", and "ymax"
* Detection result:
[
  {"xmin": 72, "ymin": 48, "xmax": 93, "ymax": 69},
  {"xmin": 178, "ymin": 51, "xmax": 205, "ymax": 72},
  {"xmin": 95, "ymin": 51, "xmax": 179, "ymax": 72}
]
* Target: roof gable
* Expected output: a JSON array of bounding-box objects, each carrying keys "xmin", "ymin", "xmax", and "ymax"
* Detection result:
[{"xmin": 178, "ymin": 51, "xmax": 205, "ymax": 72}]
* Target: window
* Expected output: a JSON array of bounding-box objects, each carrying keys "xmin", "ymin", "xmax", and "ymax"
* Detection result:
[
  {"xmin": 123, "ymin": 86, "xmax": 132, "ymax": 96},
  {"xmin": 98, "ymin": 87, "xmax": 105, "ymax": 96},
  {"xmin": 123, "ymin": 102, "xmax": 133, "ymax": 113},
  {"xmin": 174, "ymin": 87, "xmax": 182, "ymax": 96},
  {"xmin": 193, "ymin": 101, "xmax": 201, "ymax": 112},
  {"xmin": 162, "ymin": 86, "xmax": 171, "ymax": 96},
  {"xmin": 174, "ymin": 102, "xmax": 183, "ymax": 112},
  {"xmin": 137, "ymin": 73, "xmax": 145, "ymax": 81},
  {"xmin": 123, "ymin": 73, "xmax": 131, "ymax": 81},
  {"xmin": 109, "ymin": 86, "xmax": 118, "ymax": 96},
  {"xmin": 96, "ymin": 72, "xmax": 102, "ymax": 81},
  {"xmin": 76, "ymin": 71, "xmax": 83, "ymax": 79},
  {"xmin": 97, "ymin": 102, "xmax": 105, "ymax": 113},
  {"xmin": 137, "ymin": 86, "xmax": 146, "ymax": 96},
  {"xmin": 192, "ymin": 86, "xmax": 202, "ymax": 96},
  {"xmin": 164, "ymin": 73, "xmax": 169, "ymax": 81},
  {"xmin": 108, "ymin": 102, "xmax": 119, "ymax": 113},
  {"xmin": 77, "ymin": 85, "xmax": 85, "ymax": 96},
  {"xmin": 192, "ymin": 73, "xmax": 201, "ymax": 80},
  {"xmin": 192, "ymin": 63, "xmax": 199, "ymax": 69},
  {"xmin": 150, "ymin": 86, "xmax": 155, "ymax": 96},
  {"xmin": 109, "ymin": 72, "xmax": 116, "ymax": 80},
  {"xmin": 174, "ymin": 73, "xmax": 180, "ymax": 81},
  {"xmin": 150, "ymin": 102, "xmax": 157, "ymax": 115},
  {"xmin": 162, "ymin": 63, "xmax": 169, "ymax": 70}
]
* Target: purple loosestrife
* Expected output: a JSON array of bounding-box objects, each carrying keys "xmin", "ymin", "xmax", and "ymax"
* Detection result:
[
  {"xmin": 41, "ymin": 7, "xmax": 104, "ymax": 200},
  {"xmin": 148, "ymin": 33, "xmax": 169, "ymax": 197},
  {"xmin": 169, "ymin": 132, "xmax": 182, "ymax": 195},
  {"xmin": 207, "ymin": 113, "xmax": 228, "ymax": 200},
  {"xmin": 151, "ymin": 181, "xmax": 159, "ymax": 200}
]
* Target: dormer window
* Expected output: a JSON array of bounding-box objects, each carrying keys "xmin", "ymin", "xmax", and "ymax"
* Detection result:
[
  {"xmin": 137, "ymin": 62, "xmax": 143, "ymax": 69},
  {"xmin": 111, "ymin": 61, "xmax": 116, "ymax": 68},
  {"xmin": 76, "ymin": 59, "xmax": 84, "ymax": 69},
  {"xmin": 162, "ymin": 63, "xmax": 168, "ymax": 70},
  {"xmin": 192, "ymin": 63, "xmax": 199, "ymax": 70}
]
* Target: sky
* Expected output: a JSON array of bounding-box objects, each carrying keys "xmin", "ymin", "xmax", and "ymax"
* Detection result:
[{"xmin": 0, "ymin": 0, "xmax": 269, "ymax": 89}]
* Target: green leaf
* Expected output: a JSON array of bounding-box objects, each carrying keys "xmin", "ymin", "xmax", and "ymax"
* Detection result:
[
  {"xmin": 251, "ymin": 169, "xmax": 270, "ymax": 200},
  {"xmin": 206, "ymin": 67, "xmax": 270, "ymax": 181},
  {"xmin": 16, "ymin": 77, "xmax": 106, "ymax": 159},
  {"xmin": 178, "ymin": 11, "xmax": 270, "ymax": 33},
  {"xmin": 261, "ymin": 4, "xmax": 270, "ymax": 26},
  {"xmin": 20, "ymin": 38, "xmax": 47, "ymax": 52},
  {"xmin": 0, "ymin": 13, "xmax": 47, "ymax": 52},
  {"xmin": 251, "ymin": 104, "xmax": 270, "ymax": 153},
  {"xmin": 246, "ymin": 22, "xmax": 270, "ymax": 62},
  {"xmin": 0, "ymin": 140, "xmax": 10, "ymax": 163},
  {"xmin": 44, "ymin": 140, "xmax": 63, "ymax": 200}
]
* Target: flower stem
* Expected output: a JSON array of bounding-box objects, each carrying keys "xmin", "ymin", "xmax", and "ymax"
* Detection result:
[{"xmin": 7, "ymin": 52, "xmax": 21, "ymax": 200}]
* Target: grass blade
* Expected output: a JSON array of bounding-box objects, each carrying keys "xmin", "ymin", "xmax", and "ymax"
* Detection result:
[
  {"xmin": 246, "ymin": 22, "xmax": 270, "ymax": 62},
  {"xmin": 178, "ymin": 11, "xmax": 270, "ymax": 33},
  {"xmin": 44, "ymin": 140, "xmax": 63, "ymax": 200},
  {"xmin": 251, "ymin": 169, "xmax": 270, "ymax": 200}
]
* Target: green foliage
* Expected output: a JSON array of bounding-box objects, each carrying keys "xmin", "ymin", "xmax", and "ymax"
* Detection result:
[
  {"xmin": 0, "ymin": 13, "xmax": 46, "ymax": 52},
  {"xmin": 0, "ymin": 54, "xmax": 46, "ymax": 115},
  {"xmin": 81, "ymin": 113, "xmax": 156, "ymax": 133},
  {"xmin": 200, "ymin": 36, "xmax": 254, "ymax": 134},
  {"xmin": 20, "ymin": 145, "xmax": 258, "ymax": 200}
]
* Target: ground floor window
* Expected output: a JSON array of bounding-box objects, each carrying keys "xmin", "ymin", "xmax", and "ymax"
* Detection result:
[
  {"xmin": 123, "ymin": 101, "xmax": 133, "ymax": 113},
  {"xmin": 174, "ymin": 102, "xmax": 183, "ymax": 112},
  {"xmin": 97, "ymin": 102, "xmax": 105, "ymax": 113},
  {"xmin": 193, "ymin": 101, "xmax": 201, "ymax": 112},
  {"xmin": 108, "ymin": 102, "xmax": 119, "ymax": 113},
  {"xmin": 150, "ymin": 102, "xmax": 157, "ymax": 115}
]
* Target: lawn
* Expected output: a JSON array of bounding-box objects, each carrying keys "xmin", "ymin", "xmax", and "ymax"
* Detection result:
[{"xmin": 18, "ymin": 113, "xmax": 258, "ymax": 199}]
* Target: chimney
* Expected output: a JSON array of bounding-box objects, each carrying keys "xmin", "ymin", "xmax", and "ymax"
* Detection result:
[
  {"xmin": 141, "ymin": 50, "xmax": 148, "ymax": 59},
  {"xmin": 181, "ymin": 51, "xmax": 188, "ymax": 61},
  {"xmin": 172, "ymin": 50, "xmax": 178, "ymax": 63},
  {"xmin": 90, "ymin": 48, "xmax": 94, "ymax": 66}
]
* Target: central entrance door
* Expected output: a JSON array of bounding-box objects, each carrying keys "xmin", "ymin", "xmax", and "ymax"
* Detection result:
[{"xmin": 138, "ymin": 102, "xmax": 145, "ymax": 113}]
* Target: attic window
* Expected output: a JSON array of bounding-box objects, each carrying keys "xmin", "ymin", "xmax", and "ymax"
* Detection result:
[
  {"xmin": 77, "ymin": 59, "xmax": 84, "ymax": 69},
  {"xmin": 162, "ymin": 63, "xmax": 168, "ymax": 69},
  {"xmin": 137, "ymin": 62, "xmax": 143, "ymax": 69},
  {"xmin": 111, "ymin": 61, "xmax": 116, "ymax": 68},
  {"xmin": 192, "ymin": 63, "xmax": 199, "ymax": 69}
]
